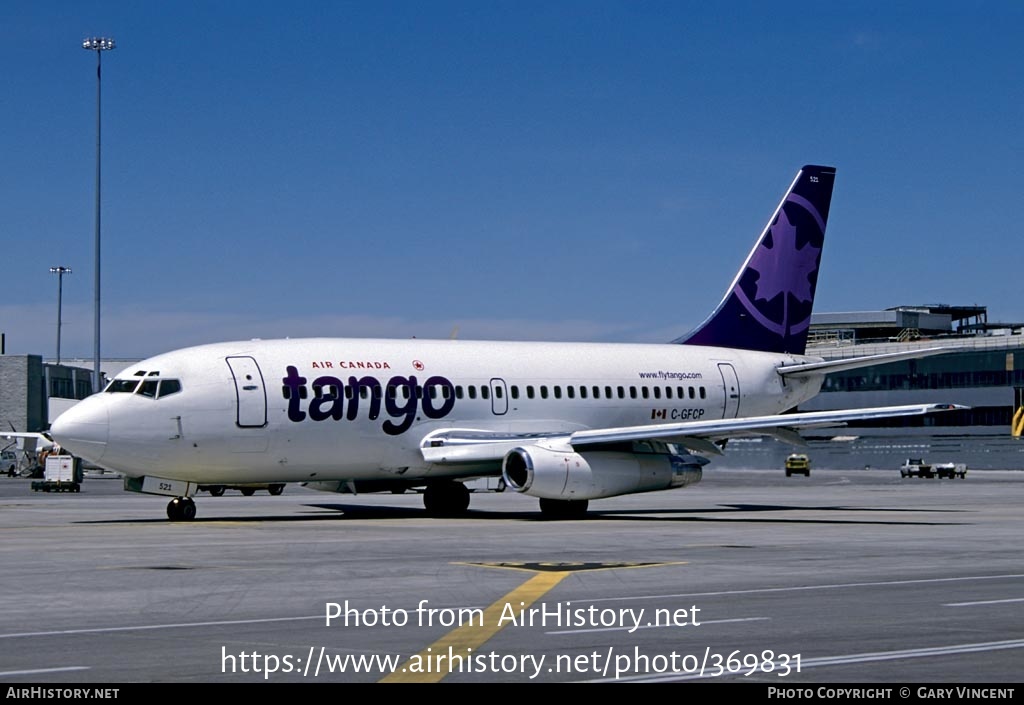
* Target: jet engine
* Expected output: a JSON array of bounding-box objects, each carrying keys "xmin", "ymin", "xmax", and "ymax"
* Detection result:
[{"xmin": 501, "ymin": 445, "xmax": 705, "ymax": 500}]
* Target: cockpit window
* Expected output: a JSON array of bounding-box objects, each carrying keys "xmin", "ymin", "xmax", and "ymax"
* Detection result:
[
  {"xmin": 158, "ymin": 380, "xmax": 182, "ymax": 397},
  {"xmin": 106, "ymin": 376, "xmax": 181, "ymax": 398},
  {"xmin": 107, "ymin": 379, "xmax": 142, "ymax": 394}
]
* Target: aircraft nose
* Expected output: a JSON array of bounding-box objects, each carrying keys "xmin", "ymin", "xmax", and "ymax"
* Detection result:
[{"xmin": 50, "ymin": 398, "xmax": 109, "ymax": 463}]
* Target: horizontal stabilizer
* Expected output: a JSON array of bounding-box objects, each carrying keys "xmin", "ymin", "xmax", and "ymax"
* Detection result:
[{"xmin": 777, "ymin": 346, "xmax": 952, "ymax": 378}]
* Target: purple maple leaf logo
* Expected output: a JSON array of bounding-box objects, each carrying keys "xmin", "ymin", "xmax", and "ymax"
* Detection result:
[
  {"xmin": 730, "ymin": 205, "xmax": 822, "ymax": 338},
  {"xmin": 748, "ymin": 208, "xmax": 821, "ymax": 305}
]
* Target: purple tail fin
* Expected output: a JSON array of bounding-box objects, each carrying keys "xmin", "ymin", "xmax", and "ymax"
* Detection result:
[{"xmin": 674, "ymin": 165, "xmax": 836, "ymax": 355}]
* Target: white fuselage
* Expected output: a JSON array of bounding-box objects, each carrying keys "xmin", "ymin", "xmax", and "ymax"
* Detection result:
[{"xmin": 51, "ymin": 337, "xmax": 822, "ymax": 485}]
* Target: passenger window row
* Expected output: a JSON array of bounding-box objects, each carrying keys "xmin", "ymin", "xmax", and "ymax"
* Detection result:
[{"xmin": 286, "ymin": 383, "xmax": 707, "ymax": 402}]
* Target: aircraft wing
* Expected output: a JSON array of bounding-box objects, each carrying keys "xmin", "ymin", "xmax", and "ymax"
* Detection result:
[
  {"xmin": 419, "ymin": 403, "xmax": 966, "ymax": 465},
  {"xmin": 0, "ymin": 432, "xmax": 55, "ymax": 453}
]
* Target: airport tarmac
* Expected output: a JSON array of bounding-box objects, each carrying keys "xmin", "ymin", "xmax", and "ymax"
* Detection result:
[{"xmin": 0, "ymin": 467, "xmax": 1022, "ymax": 684}]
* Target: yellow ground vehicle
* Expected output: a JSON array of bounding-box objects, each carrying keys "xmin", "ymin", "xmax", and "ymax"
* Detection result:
[{"xmin": 785, "ymin": 453, "xmax": 811, "ymax": 477}]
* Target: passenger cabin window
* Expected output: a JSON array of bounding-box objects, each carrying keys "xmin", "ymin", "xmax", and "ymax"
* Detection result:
[{"xmin": 511, "ymin": 386, "xmax": 519, "ymax": 399}]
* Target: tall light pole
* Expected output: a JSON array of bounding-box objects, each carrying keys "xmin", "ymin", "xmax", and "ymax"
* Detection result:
[
  {"xmin": 49, "ymin": 266, "xmax": 72, "ymax": 365},
  {"xmin": 82, "ymin": 37, "xmax": 115, "ymax": 392}
]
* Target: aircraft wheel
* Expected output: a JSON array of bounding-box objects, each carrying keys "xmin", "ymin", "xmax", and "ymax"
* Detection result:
[
  {"xmin": 167, "ymin": 497, "xmax": 197, "ymax": 521},
  {"xmin": 268, "ymin": 484, "xmax": 285, "ymax": 496},
  {"xmin": 240, "ymin": 488, "xmax": 256, "ymax": 496},
  {"xmin": 207, "ymin": 486, "xmax": 225, "ymax": 497},
  {"xmin": 423, "ymin": 482, "xmax": 470, "ymax": 516},
  {"xmin": 538, "ymin": 498, "xmax": 589, "ymax": 520}
]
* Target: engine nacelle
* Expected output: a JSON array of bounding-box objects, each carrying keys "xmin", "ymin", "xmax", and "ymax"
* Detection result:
[{"xmin": 502, "ymin": 446, "xmax": 704, "ymax": 500}]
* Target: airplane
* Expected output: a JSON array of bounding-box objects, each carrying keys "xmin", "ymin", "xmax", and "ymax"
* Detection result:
[{"xmin": 49, "ymin": 165, "xmax": 963, "ymax": 521}]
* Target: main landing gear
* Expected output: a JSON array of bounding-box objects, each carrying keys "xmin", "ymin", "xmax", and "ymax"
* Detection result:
[
  {"xmin": 167, "ymin": 496, "xmax": 197, "ymax": 521},
  {"xmin": 422, "ymin": 481, "xmax": 471, "ymax": 517},
  {"xmin": 538, "ymin": 498, "xmax": 589, "ymax": 519}
]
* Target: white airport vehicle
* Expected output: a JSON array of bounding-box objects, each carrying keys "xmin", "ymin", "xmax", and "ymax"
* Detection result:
[
  {"xmin": 50, "ymin": 165, "xmax": 964, "ymax": 521},
  {"xmin": 900, "ymin": 458, "xmax": 968, "ymax": 479},
  {"xmin": 2, "ymin": 449, "xmax": 19, "ymax": 476},
  {"xmin": 31, "ymin": 454, "xmax": 83, "ymax": 492}
]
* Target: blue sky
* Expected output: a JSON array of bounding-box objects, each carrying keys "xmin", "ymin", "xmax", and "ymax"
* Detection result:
[{"xmin": 3, "ymin": 1, "xmax": 1022, "ymax": 360}]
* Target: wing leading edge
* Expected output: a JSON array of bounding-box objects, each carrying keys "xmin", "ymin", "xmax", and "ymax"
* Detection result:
[{"xmin": 419, "ymin": 403, "xmax": 967, "ymax": 466}]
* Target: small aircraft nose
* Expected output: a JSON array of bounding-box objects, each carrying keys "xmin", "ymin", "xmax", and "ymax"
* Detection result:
[{"xmin": 50, "ymin": 398, "xmax": 109, "ymax": 463}]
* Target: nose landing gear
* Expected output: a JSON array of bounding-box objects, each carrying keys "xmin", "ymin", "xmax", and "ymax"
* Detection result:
[{"xmin": 167, "ymin": 496, "xmax": 197, "ymax": 521}]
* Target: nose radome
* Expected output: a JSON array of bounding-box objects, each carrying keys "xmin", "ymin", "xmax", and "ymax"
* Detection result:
[{"xmin": 50, "ymin": 398, "xmax": 110, "ymax": 463}]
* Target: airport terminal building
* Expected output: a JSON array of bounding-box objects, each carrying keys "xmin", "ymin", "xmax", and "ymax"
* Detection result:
[
  {"xmin": 801, "ymin": 304, "xmax": 1024, "ymax": 435},
  {"xmin": 0, "ymin": 354, "xmax": 93, "ymax": 433},
  {"xmin": 721, "ymin": 304, "xmax": 1024, "ymax": 470}
]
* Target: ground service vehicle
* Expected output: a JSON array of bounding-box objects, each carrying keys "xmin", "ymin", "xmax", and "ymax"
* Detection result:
[
  {"xmin": 900, "ymin": 458, "xmax": 967, "ymax": 479},
  {"xmin": 31, "ymin": 455, "xmax": 83, "ymax": 492},
  {"xmin": 2, "ymin": 450, "xmax": 18, "ymax": 476},
  {"xmin": 785, "ymin": 453, "xmax": 811, "ymax": 477}
]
